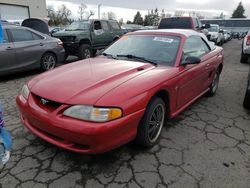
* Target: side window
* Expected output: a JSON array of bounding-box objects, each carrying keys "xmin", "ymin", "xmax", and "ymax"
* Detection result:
[
  {"xmin": 3, "ymin": 29, "xmax": 9, "ymax": 43},
  {"xmin": 31, "ymin": 32, "xmax": 44, "ymax": 40},
  {"xmin": 183, "ymin": 36, "xmax": 211, "ymax": 58},
  {"xmin": 101, "ymin": 21, "xmax": 110, "ymax": 31},
  {"xmin": 11, "ymin": 29, "xmax": 34, "ymax": 42},
  {"xmin": 94, "ymin": 21, "xmax": 102, "ymax": 30},
  {"xmin": 109, "ymin": 21, "xmax": 121, "ymax": 30}
]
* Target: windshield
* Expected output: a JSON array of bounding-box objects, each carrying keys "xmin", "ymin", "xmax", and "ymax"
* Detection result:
[
  {"xmin": 66, "ymin": 21, "xmax": 90, "ymax": 31},
  {"xmin": 207, "ymin": 26, "xmax": 219, "ymax": 32},
  {"xmin": 103, "ymin": 35, "xmax": 181, "ymax": 66}
]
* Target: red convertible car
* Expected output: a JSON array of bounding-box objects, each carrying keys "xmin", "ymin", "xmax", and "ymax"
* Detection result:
[{"xmin": 16, "ymin": 29, "xmax": 224, "ymax": 154}]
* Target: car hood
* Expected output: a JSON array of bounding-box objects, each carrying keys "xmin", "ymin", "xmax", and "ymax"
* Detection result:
[
  {"xmin": 52, "ymin": 30, "xmax": 87, "ymax": 37},
  {"xmin": 28, "ymin": 57, "xmax": 159, "ymax": 105},
  {"xmin": 208, "ymin": 32, "xmax": 219, "ymax": 36}
]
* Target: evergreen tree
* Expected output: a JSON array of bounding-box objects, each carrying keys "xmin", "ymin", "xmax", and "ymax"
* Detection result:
[
  {"xmin": 232, "ymin": 2, "xmax": 246, "ymax": 18},
  {"xmin": 133, "ymin": 11, "xmax": 144, "ymax": 25}
]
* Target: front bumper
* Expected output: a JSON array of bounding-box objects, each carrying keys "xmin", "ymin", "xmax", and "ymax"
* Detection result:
[
  {"xmin": 16, "ymin": 94, "xmax": 144, "ymax": 154},
  {"xmin": 63, "ymin": 42, "xmax": 79, "ymax": 55}
]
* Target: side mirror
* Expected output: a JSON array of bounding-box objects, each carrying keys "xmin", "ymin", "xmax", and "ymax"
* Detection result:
[{"xmin": 181, "ymin": 56, "xmax": 201, "ymax": 66}]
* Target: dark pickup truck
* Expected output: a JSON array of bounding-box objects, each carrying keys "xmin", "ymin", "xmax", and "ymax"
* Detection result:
[{"xmin": 53, "ymin": 19, "xmax": 124, "ymax": 59}]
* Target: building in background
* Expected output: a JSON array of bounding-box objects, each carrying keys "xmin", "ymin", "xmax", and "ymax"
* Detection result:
[
  {"xmin": 0, "ymin": 0, "xmax": 47, "ymax": 22},
  {"xmin": 201, "ymin": 18, "xmax": 250, "ymax": 32}
]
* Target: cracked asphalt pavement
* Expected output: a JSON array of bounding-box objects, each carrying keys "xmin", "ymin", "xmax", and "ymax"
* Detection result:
[{"xmin": 0, "ymin": 39, "xmax": 250, "ymax": 188}]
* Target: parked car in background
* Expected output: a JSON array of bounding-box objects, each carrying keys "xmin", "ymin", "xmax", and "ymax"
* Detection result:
[
  {"xmin": 158, "ymin": 16, "xmax": 210, "ymax": 38},
  {"xmin": 223, "ymin": 30, "xmax": 232, "ymax": 42},
  {"xmin": 243, "ymin": 67, "xmax": 250, "ymax": 109},
  {"xmin": 240, "ymin": 30, "xmax": 250, "ymax": 63},
  {"xmin": 243, "ymin": 69, "xmax": 250, "ymax": 110},
  {"xmin": 206, "ymin": 24, "xmax": 224, "ymax": 46},
  {"xmin": 0, "ymin": 23, "xmax": 65, "ymax": 76},
  {"xmin": 158, "ymin": 17, "xmax": 202, "ymax": 30},
  {"xmin": 121, "ymin": 24, "xmax": 145, "ymax": 33},
  {"xmin": 52, "ymin": 19, "xmax": 124, "ymax": 60},
  {"xmin": 16, "ymin": 29, "xmax": 224, "ymax": 154},
  {"xmin": 232, "ymin": 32, "xmax": 240, "ymax": 39}
]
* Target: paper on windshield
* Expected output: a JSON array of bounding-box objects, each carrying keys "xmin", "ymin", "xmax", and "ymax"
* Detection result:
[{"xmin": 153, "ymin": 37, "xmax": 174, "ymax": 43}]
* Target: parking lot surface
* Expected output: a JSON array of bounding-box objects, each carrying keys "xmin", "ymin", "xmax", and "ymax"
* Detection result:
[{"xmin": 0, "ymin": 39, "xmax": 250, "ymax": 188}]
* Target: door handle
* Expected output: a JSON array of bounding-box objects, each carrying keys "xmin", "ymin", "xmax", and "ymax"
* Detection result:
[
  {"xmin": 39, "ymin": 43, "xmax": 44, "ymax": 46},
  {"xmin": 6, "ymin": 46, "xmax": 13, "ymax": 50}
]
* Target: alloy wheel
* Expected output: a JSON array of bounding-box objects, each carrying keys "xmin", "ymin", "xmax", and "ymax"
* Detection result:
[{"xmin": 148, "ymin": 103, "xmax": 165, "ymax": 143}]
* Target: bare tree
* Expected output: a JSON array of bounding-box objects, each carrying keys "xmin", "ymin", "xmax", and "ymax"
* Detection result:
[
  {"xmin": 107, "ymin": 11, "xmax": 116, "ymax": 20},
  {"xmin": 78, "ymin": 3, "xmax": 87, "ymax": 21},
  {"xmin": 87, "ymin": 10, "xmax": 95, "ymax": 20},
  {"xmin": 47, "ymin": 4, "xmax": 72, "ymax": 26}
]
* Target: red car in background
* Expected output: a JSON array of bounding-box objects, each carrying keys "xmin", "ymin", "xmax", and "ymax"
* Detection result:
[{"xmin": 16, "ymin": 29, "xmax": 224, "ymax": 154}]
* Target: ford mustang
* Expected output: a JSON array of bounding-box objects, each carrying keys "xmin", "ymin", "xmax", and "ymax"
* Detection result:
[{"xmin": 16, "ymin": 29, "xmax": 224, "ymax": 154}]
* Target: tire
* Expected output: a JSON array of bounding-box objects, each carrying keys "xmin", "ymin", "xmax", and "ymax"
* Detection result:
[
  {"xmin": 40, "ymin": 53, "xmax": 57, "ymax": 71},
  {"xmin": 135, "ymin": 97, "xmax": 166, "ymax": 147},
  {"xmin": 64, "ymin": 53, "xmax": 69, "ymax": 62},
  {"xmin": 92, "ymin": 49, "xmax": 97, "ymax": 56},
  {"xmin": 240, "ymin": 52, "xmax": 248, "ymax": 64},
  {"xmin": 243, "ymin": 82, "xmax": 250, "ymax": 109},
  {"xmin": 206, "ymin": 69, "xmax": 220, "ymax": 97},
  {"xmin": 78, "ymin": 44, "xmax": 92, "ymax": 60}
]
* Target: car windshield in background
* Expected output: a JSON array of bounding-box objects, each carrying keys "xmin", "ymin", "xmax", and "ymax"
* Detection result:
[
  {"xmin": 158, "ymin": 18, "xmax": 191, "ymax": 29},
  {"xmin": 207, "ymin": 26, "xmax": 219, "ymax": 32},
  {"xmin": 104, "ymin": 35, "xmax": 181, "ymax": 66},
  {"xmin": 65, "ymin": 21, "xmax": 90, "ymax": 31}
]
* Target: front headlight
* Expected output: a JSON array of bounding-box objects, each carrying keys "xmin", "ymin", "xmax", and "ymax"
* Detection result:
[
  {"xmin": 21, "ymin": 84, "xmax": 30, "ymax": 100},
  {"xmin": 63, "ymin": 105, "xmax": 122, "ymax": 122}
]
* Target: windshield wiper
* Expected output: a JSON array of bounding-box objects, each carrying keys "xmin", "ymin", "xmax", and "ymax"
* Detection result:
[
  {"xmin": 116, "ymin": 54, "xmax": 157, "ymax": 66},
  {"xmin": 102, "ymin": 53, "xmax": 117, "ymax": 59}
]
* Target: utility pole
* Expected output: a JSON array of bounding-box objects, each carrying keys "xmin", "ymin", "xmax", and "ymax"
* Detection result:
[{"xmin": 98, "ymin": 4, "xmax": 101, "ymax": 19}]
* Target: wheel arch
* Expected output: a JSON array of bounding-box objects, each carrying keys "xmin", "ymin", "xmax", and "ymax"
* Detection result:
[
  {"xmin": 41, "ymin": 51, "xmax": 58, "ymax": 62},
  {"xmin": 150, "ymin": 89, "xmax": 170, "ymax": 117},
  {"xmin": 79, "ymin": 38, "xmax": 92, "ymax": 46},
  {"xmin": 218, "ymin": 63, "xmax": 223, "ymax": 74}
]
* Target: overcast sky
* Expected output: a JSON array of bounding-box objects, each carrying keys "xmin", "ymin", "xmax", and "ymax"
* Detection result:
[{"xmin": 47, "ymin": 0, "xmax": 250, "ymax": 21}]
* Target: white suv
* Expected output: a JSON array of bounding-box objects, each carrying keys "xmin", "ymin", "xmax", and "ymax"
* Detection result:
[
  {"xmin": 207, "ymin": 24, "xmax": 224, "ymax": 46},
  {"xmin": 241, "ymin": 30, "xmax": 250, "ymax": 63}
]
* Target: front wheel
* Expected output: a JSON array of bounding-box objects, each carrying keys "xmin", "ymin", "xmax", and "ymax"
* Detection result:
[
  {"xmin": 240, "ymin": 52, "xmax": 248, "ymax": 63},
  {"xmin": 243, "ymin": 82, "xmax": 250, "ymax": 109},
  {"xmin": 206, "ymin": 70, "xmax": 220, "ymax": 97},
  {"xmin": 135, "ymin": 97, "xmax": 166, "ymax": 147},
  {"xmin": 40, "ymin": 53, "xmax": 57, "ymax": 71},
  {"xmin": 78, "ymin": 44, "xmax": 92, "ymax": 60}
]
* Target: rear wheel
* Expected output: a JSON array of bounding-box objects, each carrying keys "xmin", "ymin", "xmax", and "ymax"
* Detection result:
[
  {"xmin": 40, "ymin": 53, "xmax": 57, "ymax": 71},
  {"xmin": 78, "ymin": 44, "xmax": 92, "ymax": 60},
  {"xmin": 243, "ymin": 82, "xmax": 250, "ymax": 109},
  {"xmin": 206, "ymin": 69, "xmax": 220, "ymax": 97},
  {"xmin": 136, "ymin": 97, "xmax": 166, "ymax": 147},
  {"xmin": 240, "ymin": 52, "xmax": 248, "ymax": 63}
]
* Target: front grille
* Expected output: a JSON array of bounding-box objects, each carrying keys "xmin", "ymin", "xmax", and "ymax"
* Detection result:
[
  {"xmin": 32, "ymin": 93, "xmax": 62, "ymax": 111},
  {"xmin": 56, "ymin": 36, "xmax": 75, "ymax": 43}
]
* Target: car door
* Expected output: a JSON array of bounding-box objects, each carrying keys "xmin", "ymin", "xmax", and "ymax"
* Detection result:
[
  {"xmin": 10, "ymin": 28, "xmax": 46, "ymax": 70},
  {"xmin": 101, "ymin": 21, "xmax": 113, "ymax": 45},
  {"xmin": 0, "ymin": 29, "xmax": 17, "ymax": 74},
  {"xmin": 177, "ymin": 35, "xmax": 212, "ymax": 108},
  {"xmin": 91, "ymin": 20, "xmax": 106, "ymax": 47}
]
